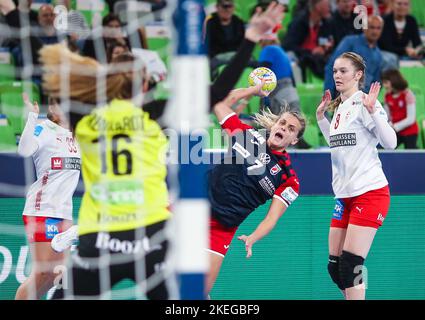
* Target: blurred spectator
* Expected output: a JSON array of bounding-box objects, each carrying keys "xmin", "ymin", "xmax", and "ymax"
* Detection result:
[
  {"xmin": 324, "ymin": 15, "xmax": 384, "ymax": 98},
  {"xmin": 106, "ymin": 0, "xmax": 167, "ymax": 14},
  {"xmin": 329, "ymin": 0, "xmax": 362, "ymax": 47},
  {"xmin": 378, "ymin": 0, "xmax": 422, "ymax": 59},
  {"xmin": 81, "ymin": 13, "xmax": 148, "ymax": 63},
  {"xmin": 0, "ymin": 0, "xmax": 59, "ymax": 67},
  {"xmin": 36, "ymin": 4, "xmax": 59, "ymax": 45},
  {"xmin": 282, "ymin": 0, "xmax": 334, "ymax": 80},
  {"xmin": 258, "ymin": 30, "xmax": 301, "ymax": 114},
  {"xmin": 15, "ymin": 0, "xmax": 38, "ymax": 25},
  {"xmin": 377, "ymin": 0, "xmax": 393, "ymax": 15},
  {"xmin": 382, "ymin": 68, "xmax": 419, "ymax": 149},
  {"xmin": 291, "ymin": 0, "xmax": 309, "ymax": 18},
  {"xmin": 204, "ymin": 0, "xmax": 245, "ymax": 58},
  {"xmin": 106, "ymin": 39, "xmax": 129, "ymax": 63},
  {"xmin": 359, "ymin": 0, "xmax": 380, "ymax": 15}
]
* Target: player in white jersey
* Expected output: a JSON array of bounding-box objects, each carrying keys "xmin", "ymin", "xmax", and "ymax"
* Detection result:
[
  {"xmin": 316, "ymin": 52, "xmax": 397, "ymax": 300},
  {"xmin": 15, "ymin": 93, "xmax": 81, "ymax": 300}
]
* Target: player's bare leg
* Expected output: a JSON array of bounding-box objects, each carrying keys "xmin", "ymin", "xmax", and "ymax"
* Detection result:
[
  {"xmin": 15, "ymin": 242, "xmax": 65, "ymax": 300},
  {"xmin": 206, "ymin": 252, "xmax": 224, "ymax": 298}
]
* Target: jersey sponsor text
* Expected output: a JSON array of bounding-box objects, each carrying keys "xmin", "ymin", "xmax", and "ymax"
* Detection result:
[{"xmin": 329, "ymin": 133, "xmax": 357, "ymax": 148}]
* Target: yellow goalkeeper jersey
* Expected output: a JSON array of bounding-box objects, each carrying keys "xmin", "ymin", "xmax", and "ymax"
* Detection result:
[{"xmin": 76, "ymin": 99, "xmax": 170, "ymax": 235}]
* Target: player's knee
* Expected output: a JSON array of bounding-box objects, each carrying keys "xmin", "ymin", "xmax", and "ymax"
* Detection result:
[
  {"xmin": 339, "ymin": 250, "xmax": 365, "ymax": 289},
  {"xmin": 327, "ymin": 255, "xmax": 344, "ymax": 290}
]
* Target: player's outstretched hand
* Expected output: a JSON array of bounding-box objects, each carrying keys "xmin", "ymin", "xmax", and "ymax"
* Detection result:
[
  {"xmin": 238, "ymin": 235, "xmax": 254, "ymax": 258},
  {"xmin": 0, "ymin": 0, "xmax": 16, "ymax": 15},
  {"xmin": 245, "ymin": 1, "xmax": 284, "ymax": 43},
  {"xmin": 316, "ymin": 89, "xmax": 331, "ymax": 120},
  {"xmin": 252, "ymin": 79, "xmax": 270, "ymax": 97},
  {"xmin": 22, "ymin": 93, "xmax": 39, "ymax": 114},
  {"xmin": 362, "ymin": 81, "xmax": 381, "ymax": 114}
]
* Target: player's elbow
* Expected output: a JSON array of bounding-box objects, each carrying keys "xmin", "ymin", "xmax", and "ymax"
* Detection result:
[
  {"xmin": 381, "ymin": 135, "xmax": 397, "ymax": 150},
  {"xmin": 17, "ymin": 144, "xmax": 35, "ymax": 157}
]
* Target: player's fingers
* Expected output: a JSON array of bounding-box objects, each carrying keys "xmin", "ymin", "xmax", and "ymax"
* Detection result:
[
  {"xmin": 325, "ymin": 89, "xmax": 332, "ymax": 101},
  {"xmin": 246, "ymin": 246, "xmax": 252, "ymax": 258},
  {"xmin": 237, "ymin": 235, "xmax": 247, "ymax": 241},
  {"xmin": 34, "ymin": 101, "xmax": 39, "ymax": 112},
  {"xmin": 22, "ymin": 92, "xmax": 30, "ymax": 104}
]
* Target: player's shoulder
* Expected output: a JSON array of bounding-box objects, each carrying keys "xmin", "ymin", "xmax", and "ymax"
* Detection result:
[{"xmin": 33, "ymin": 120, "xmax": 54, "ymax": 138}]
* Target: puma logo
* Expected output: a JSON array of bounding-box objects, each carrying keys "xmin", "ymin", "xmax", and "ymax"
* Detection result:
[{"xmin": 355, "ymin": 206, "xmax": 363, "ymax": 213}]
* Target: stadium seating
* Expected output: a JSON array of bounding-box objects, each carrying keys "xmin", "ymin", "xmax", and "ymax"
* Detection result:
[
  {"xmin": 297, "ymin": 83, "xmax": 323, "ymax": 122},
  {"xmin": 0, "ymin": 63, "xmax": 15, "ymax": 83},
  {"xmin": 400, "ymin": 67, "xmax": 425, "ymax": 93},
  {"xmin": 0, "ymin": 114, "xmax": 16, "ymax": 150},
  {"xmin": 410, "ymin": 0, "xmax": 425, "ymax": 27},
  {"xmin": 418, "ymin": 114, "xmax": 425, "ymax": 149},
  {"xmin": 0, "ymin": 81, "xmax": 40, "ymax": 137},
  {"xmin": 302, "ymin": 120, "xmax": 321, "ymax": 148}
]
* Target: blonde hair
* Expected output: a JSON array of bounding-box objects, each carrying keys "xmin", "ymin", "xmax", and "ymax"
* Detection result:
[
  {"xmin": 39, "ymin": 44, "xmax": 144, "ymax": 104},
  {"xmin": 253, "ymin": 106, "xmax": 306, "ymax": 139},
  {"xmin": 329, "ymin": 52, "xmax": 366, "ymax": 112}
]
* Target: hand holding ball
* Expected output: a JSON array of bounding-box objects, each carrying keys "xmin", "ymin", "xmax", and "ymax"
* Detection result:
[{"xmin": 248, "ymin": 67, "xmax": 277, "ymax": 95}]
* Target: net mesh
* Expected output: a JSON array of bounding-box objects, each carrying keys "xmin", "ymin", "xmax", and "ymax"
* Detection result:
[{"xmin": 0, "ymin": 0, "xmax": 182, "ymax": 300}]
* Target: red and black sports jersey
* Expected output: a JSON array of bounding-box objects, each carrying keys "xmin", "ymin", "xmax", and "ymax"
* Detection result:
[{"xmin": 208, "ymin": 113, "xmax": 299, "ymax": 228}]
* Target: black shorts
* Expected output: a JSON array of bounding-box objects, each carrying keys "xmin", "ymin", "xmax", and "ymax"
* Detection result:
[{"xmin": 52, "ymin": 220, "xmax": 169, "ymax": 300}]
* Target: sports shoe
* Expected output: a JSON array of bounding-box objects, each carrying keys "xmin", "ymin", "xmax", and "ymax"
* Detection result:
[{"xmin": 51, "ymin": 225, "xmax": 79, "ymax": 253}]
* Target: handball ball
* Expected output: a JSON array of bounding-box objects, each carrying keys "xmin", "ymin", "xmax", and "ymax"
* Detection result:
[{"xmin": 248, "ymin": 67, "xmax": 277, "ymax": 93}]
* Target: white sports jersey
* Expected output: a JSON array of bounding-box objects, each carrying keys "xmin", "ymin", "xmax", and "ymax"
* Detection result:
[
  {"xmin": 19, "ymin": 112, "xmax": 81, "ymax": 220},
  {"xmin": 328, "ymin": 91, "xmax": 389, "ymax": 198}
]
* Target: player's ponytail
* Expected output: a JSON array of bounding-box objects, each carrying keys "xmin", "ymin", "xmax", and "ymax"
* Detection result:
[
  {"xmin": 253, "ymin": 107, "xmax": 280, "ymax": 131},
  {"xmin": 253, "ymin": 105, "xmax": 306, "ymax": 139},
  {"xmin": 329, "ymin": 95, "xmax": 342, "ymax": 113}
]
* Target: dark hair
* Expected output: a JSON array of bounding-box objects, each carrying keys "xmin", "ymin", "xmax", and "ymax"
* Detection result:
[
  {"xmin": 308, "ymin": 0, "xmax": 325, "ymax": 10},
  {"xmin": 102, "ymin": 13, "xmax": 122, "ymax": 27},
  {"xmin": 381, "ymin": 69, "xmax": 408, "ymax": 92},
  {"xmin": 106, "ymin": 39, "xmax": 129, "ymax": 63}
]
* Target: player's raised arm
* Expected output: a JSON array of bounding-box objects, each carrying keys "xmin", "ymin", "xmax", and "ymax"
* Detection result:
[
  {"xmin": 316, "ymin": 89, "xmax": 332, "ymax": 145},
  {"xmin": 213, "ymin": 81, "xmax": 267, "ymax": 123},
  {"xmin": 18, "ymin": 93, "xmax": 40, "ymax": 157}
]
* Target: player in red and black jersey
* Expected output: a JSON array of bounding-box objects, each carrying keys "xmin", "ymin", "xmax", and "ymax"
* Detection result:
[{"xmin": 206, "ymin": 83, "xmax": 306, "ymax": 295}]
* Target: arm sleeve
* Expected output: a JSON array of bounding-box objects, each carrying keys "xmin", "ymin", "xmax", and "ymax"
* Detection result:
[
  {"xmin": 317, "ymin": 117, "xmax": 331, "ymax": 145},
  {"xmin": 18, "ymin": 112, "xmax": 40, "ymax": 157},
  {"xmin": 209, "ymin": 38, "xmax": 256, "ymax": 110},
  {"xmin": 369, "ymin": 106, "xmax": 397, "ymax": 150},
  {"xmin": 273, "ymin": 175, "xmax": 300, "ymax": 207},
  {"xmin": 220, "ymin": 112, "xmax": 252, "ymax": 135}
]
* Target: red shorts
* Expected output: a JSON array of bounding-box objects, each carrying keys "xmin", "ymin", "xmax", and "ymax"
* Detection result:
[
  {"xmin": 23, "ymin": 216, "xmax": 71, "ymax": 243},
  {"xmin": 208, "ymin": 217, "xmax": 238, "ymax": 257},
  {"xmin": 330, "ymin": 185, "xmax": 390, "ymax": 229}
]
